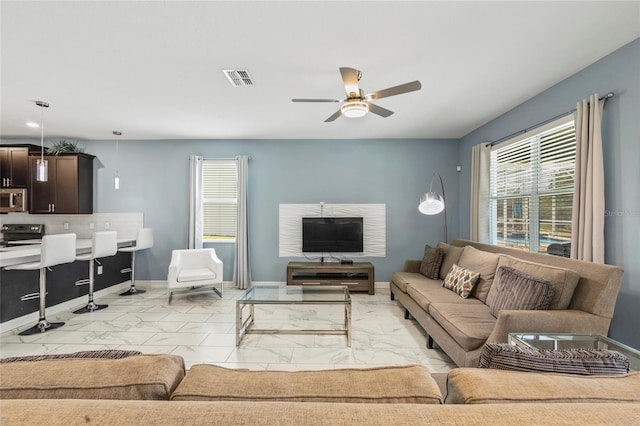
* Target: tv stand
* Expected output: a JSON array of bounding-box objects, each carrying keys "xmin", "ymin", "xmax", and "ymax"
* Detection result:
[{"xmin": 286, "ymin": 262, "xmax": 375, "ymax": 295}]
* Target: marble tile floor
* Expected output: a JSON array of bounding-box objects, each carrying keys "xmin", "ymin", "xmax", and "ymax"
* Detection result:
[{"xmin": 0, "ymin": 285, "xmax": 456, "ymax": 372}]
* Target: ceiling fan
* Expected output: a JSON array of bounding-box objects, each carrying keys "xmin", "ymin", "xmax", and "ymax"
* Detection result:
[{"xmin": 292, "ymin": 67, "xmax": 422, "ymax": 122}]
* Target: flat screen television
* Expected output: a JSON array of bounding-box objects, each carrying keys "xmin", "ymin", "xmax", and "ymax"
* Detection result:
[{"xmin": 302, "ymin": 217, "xmax": 364, "ymax": 253}]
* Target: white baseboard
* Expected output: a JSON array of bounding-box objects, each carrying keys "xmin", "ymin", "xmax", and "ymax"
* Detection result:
[{"xmin": 375, "ymin": 281, "xmax": 389, "ymax": 290}]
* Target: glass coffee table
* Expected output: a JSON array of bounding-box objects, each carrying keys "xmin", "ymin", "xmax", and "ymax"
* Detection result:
[
  {"xmin": 236, "ymin": 285, "xmax": 351, "ymax": 346},
  {"xmin": 508, "ymin": 333, "xmax": 640, "ymax": 371}
]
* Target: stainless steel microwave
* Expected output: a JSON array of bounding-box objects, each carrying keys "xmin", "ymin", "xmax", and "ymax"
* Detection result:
[{"xmin": 0, "ymin": 188, "xmax": 27, "ymax": 213}]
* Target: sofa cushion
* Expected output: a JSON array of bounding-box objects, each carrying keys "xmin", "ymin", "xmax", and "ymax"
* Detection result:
[
  {"xmin": 485, "ymin": 266, "xmax": 555, "ymax": 318},
  {"xmin": 391, "ymin": 271, "xmax": 429, "ymax": 294},
  {"xmin": 495, "ymin": 255, "xmax": 579, "ymax": 309},
  {"xmin": 457, "ymin": 246, "xmax": 500, "ymax": 302},
  {"xmin": 436, "ymin": 242, "xmax": 464, "ymax": 279},
  {"xmin": 406, "ymin": 280, "xmax": 482, "ymax": 313},
  {"xmin": 171, "ymin": 364, "xmax": 443, "ymax": 404},
  {"xmin": 442, "ymin": 263, "xmax": 480, "ymax": 298},
  {"xmin": 428, "ymin": 302, "xmax": 496, "ymax": 351},
  {"xmin": 478, "ymin": 343, "xmax": 630, "ymax": 375},
  {"xmin": 0, "ymin": 354, "xmax": 185, "ymax": 400},
  {"xmin": 445, "ymin": 368, "xmax": 640, "ymax": 404},
  {"xmin": 420, "ymin": 245, "xmax": 445, "ymax": 279}
]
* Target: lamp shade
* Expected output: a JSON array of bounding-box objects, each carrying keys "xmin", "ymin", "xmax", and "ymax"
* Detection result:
[
  {"xmin": 418, "ymin": 191, "xmax": 445, "ymax": 215},
  {"xmin": 36, "ymin": 158, "xmax": 48, "ymax": 182},
  {"xmin": 341, "ymin": 101, "xmax": 369, "ymax": 118}
]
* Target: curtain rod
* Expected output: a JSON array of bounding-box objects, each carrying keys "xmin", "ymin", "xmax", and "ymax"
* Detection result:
[{"xmin": 487, "ymin": 92, "xmax": 614, "ymax": 147}]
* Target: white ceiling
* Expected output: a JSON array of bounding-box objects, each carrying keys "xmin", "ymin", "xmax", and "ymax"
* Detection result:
[{"xmin": 1, "ymin": 1, "xmax": 639, "ymax": 141}]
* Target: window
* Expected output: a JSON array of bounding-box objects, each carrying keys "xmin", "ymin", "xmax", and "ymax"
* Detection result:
[
  {"xmin": 489, "ymin": 118, "xmax": 575, "ymax": 253},
  {"xmin": 202, "ymin": 160, "xmax": 237, "ymax": 241}
]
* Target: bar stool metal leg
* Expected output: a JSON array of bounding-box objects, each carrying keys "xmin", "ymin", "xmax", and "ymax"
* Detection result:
[
  {"xmin": 19, "ymin": 267, "xmax": 65, "ymax": 336},
  {"xmin": 74, "ymin": 260, "xmax": 108, "ymax": 314},
  {"xmin": 120, "ymin": 251, "xmax": 145, "ymax": 296}
]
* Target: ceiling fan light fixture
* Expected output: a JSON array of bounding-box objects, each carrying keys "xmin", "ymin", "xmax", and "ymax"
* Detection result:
[{"xmin": 341, "ymin": 101, "xmax": 369, "ymax": 118}]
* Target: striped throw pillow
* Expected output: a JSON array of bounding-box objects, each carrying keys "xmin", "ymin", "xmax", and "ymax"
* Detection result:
[
  {"xmin": 478, "ymin": 343, "xmax": 630, "ymax": 375},
  {"xmin": 0, "ymin": 350, "xmax": 142, "ymax": 363},
  {"xmin": 420, "ymin": 245, "xmax": 445, "ymax": 279},
  {"xmin": 486, "ymin": 266, "xmax": 554, "ymax": 317}
]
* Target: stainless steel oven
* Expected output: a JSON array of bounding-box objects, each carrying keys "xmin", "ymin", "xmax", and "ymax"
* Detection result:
[{"xmin": 0, "ymin": 188, "xmax": 27, "ymax": 213}]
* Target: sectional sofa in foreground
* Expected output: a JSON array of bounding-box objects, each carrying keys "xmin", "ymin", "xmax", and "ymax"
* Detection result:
[{"xmin": 1, "ymin": 353, "xmax": 639, "ymax": 425}]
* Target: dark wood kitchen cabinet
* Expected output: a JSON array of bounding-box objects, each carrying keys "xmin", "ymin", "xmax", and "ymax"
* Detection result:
[
  {"xmin": 29, "ymin": 153, "xmax": 94, "ymax": 214},
  {"xmin": 1, "ymin": 147, "xmax": 30, "ymax": 187}
]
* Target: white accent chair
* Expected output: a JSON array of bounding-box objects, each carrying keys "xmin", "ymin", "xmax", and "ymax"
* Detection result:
[
  {"xmin": 118, "ymin": 228, "xmax": 153, "ymax": 296},
  {"xmin": 167, "ymin": 249, "xmax": 223, "ymax": 304},
  {"xmin": 4, "ymin": 233, "xmax": 77, "ymax": 335},
  {"xmin": 74, "ymin": 231, "xmax": 118, "ymax": 314}
]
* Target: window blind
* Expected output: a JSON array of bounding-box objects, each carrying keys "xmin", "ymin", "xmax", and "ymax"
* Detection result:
[
  {"xmin": 202, "ymin": 160, "xmax": 237, "ymax": 240},
  {"xmin": 490, "ymin": 120, "xmax": 575, "ymax": 253}
]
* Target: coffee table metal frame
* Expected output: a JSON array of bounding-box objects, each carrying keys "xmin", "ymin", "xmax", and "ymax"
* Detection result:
[
  {"xmin": 508, "ymin": 332, "xmax": 640, "ymax": 371},
  {"xmin": 236, "ymin": 285, "xmax": 351, "ymax": 347}
]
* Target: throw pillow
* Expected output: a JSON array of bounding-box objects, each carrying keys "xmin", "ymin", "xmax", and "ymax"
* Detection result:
[
  {"xmin": 478, "ymin": 343, "xmax": 630, "ymax": 375},
  {"xmin": 495, "ymin": 255, "xmax": 579, "ymax": 310},
  {"xmin": 442, "ymin": 263, "xmax": 480, "ymax": 298},
  {"xmin": 486, "ymin": 266, "xmax": 555, "ymax": 317},
  {"xmin": 419, "ymin": 245, "xmax": 445, "ymax": 279},
  {"xmin": 0, "ymin": 350, "xmax": 142, "ymax": 363}
]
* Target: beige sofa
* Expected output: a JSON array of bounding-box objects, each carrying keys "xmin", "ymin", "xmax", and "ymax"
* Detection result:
[
  {"xmin": 1, "ymin": 354, "xmax": 639, "ymax": 425},
  {"xmin": 390, "ymin": 239, "xmax": 624, "ymax": 367}
]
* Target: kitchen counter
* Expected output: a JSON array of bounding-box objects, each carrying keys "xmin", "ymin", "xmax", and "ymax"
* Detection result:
[{"xmin": 0, "ymin": 238, "xmax": 135, "ymax": 268}]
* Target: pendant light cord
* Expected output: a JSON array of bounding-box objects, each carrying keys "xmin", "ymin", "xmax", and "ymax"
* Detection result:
[{"xmin": 40, "ymin": 106, "xmax": 45, "ymax": 160}]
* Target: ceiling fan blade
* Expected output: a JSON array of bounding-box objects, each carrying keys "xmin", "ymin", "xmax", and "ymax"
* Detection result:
[
  {"xmin": 339, "ymin": 67, "xmax": 361, "ymax": 98},
  {"xmin": 368, "ymin": 103, "xmax": 394, "ymax": 118},
  {"xmin": 324, "ymin": 110, "xmax": 343, "ymax": 122},
  {"xmin": 292, "ymin": 98, "xmax": 340, "ymax": 103},
  {"xmin": 366, "ymin": 80, "xmax": 422, "ymax": 100}
]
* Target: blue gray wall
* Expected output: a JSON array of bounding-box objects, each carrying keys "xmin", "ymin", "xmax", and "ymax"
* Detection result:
[
  {"xmin": 9, "ymin": 38, "xmax": 637, "ymax": 349},
  {"xmin": 458, "ymin": 38, "xmax": 640, "ymax": 348},
  {"xmin": 83, "ymin": 138, "xmax": 460, "ymax": 284}
]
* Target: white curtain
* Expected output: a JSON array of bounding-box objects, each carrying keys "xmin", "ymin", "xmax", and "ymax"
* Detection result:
[
  {"xmin": 234, "ymin": 155, "xmax": 251, "ymax": 289},
  {"xmin": 188, "ymin": 155, "xmax": 203, "ymax": 249},
  {"xmin": 571, "ymin": 94, "xmax": 605, "ymax": 263},
  {"xmin": 470, "ymin": 143, "xmax": 491, "ymax": 242}
]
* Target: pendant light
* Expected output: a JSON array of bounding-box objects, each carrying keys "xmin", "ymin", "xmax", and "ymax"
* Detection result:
[
  {"xmin": 113, "ymin": 131, "xmax": 121, "ymax": 189},
  {"xmin": 35, "ymin": 101, "xmax": 49, "ymax": 182}
]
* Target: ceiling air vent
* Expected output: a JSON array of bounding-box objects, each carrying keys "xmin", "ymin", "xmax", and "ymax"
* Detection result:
[{"xmin": 223, "ymin": 69, "xmax": 254, "ymax": 87}]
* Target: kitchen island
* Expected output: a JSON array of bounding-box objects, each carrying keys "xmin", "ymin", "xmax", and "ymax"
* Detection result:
[{"xmin": 0, "ymin": 237, "xmax": 136, "ymax": 324}]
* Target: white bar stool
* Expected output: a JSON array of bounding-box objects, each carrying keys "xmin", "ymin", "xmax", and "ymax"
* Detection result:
[
  {"xmin": 73, "ymin": 231, "xmax": 118, "ymax": 314},
  {"xmin": 119, "ymin": 228, "xmax": 153, "ymax": 296},
  {"xmin": 5, "ymin": 233, "xmax": 77, "ymax": 335}
]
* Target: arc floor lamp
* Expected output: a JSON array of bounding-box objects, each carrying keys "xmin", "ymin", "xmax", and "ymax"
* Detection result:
[{"xmin": 418, "ymin": 172, "xmax": 448, "ymax": 242}]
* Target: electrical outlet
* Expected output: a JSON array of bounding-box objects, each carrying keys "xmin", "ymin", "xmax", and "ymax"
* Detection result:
[
  {"xmin": 104, "ymin": 222, "xmax": 110, "ymax": 230},
  {"xmin": 89, "ymin": 222, "xmax": 95, "ymax": 229},
  {"xmin": 63, "ymin": 222, "xmax": 69, "ymax": 230},
  {"xmin": 97, "ymin": 265, "xmax": 103, "ymax": 275}
]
